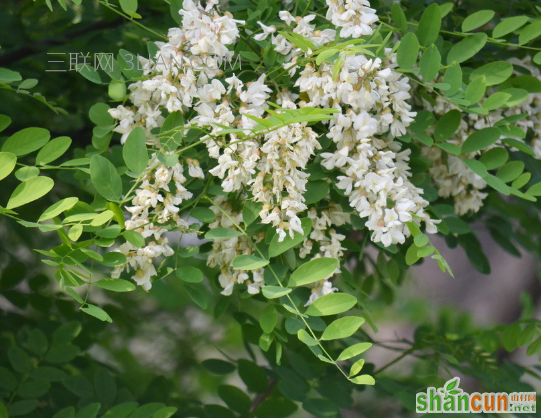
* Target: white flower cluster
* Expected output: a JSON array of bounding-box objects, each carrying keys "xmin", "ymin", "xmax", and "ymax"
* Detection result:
[
  {"xmin": 294, "ymin": 51, "xmax": 439, "ymax": 246},
  {"xmin": 105, "ymin": 0, "xmax": 438, "ymax": 302},
  {"xmin": 108, "ymin": 0, "xmax": 245, "ymax": 145},
  {"xmin": 111, "ymin": 154, "xmax": 193, "ymax": 290},
  {"xmin": 254, "ymin": 116, "xmax": 321, "ymax": 242},
  {"xmin": 326, "ymin": 0, "xmax": 379, "ymax": 38},
  {"xmin": 207, "ymin": 197, "xmax": 265, "ymax": 295}
]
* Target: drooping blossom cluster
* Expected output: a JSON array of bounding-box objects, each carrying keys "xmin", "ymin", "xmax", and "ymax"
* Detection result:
[
  {"xmin": 292, "ymin": 51, "xmax": 440, "ymax": 246},
  {"xmin": 254, "ymin": 112, "xmax": 321, "ymax": 242},
  {"xmin": 111, "ymin": 154, "xmax": 194, "ymax": 290}
]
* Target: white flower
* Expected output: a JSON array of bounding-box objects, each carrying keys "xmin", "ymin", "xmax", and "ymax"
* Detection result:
[{"xmin": 254, "ymin": 21, "xmax": 276, "ymax": 41}]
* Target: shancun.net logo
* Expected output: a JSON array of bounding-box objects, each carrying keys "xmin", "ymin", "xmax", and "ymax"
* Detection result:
[{"xmin": 416, "ymin": 377, "xmax": 537, "ymax": 413}]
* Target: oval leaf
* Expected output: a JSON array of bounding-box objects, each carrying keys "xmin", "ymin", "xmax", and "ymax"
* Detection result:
[{"xmin": 289, "ymin": 258, "xmax": 338, "ymax": 287}]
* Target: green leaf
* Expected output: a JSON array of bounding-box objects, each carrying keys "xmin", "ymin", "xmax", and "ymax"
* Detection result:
[
  {"xmin": 18, "ymin": 380, "xmax": 50, "ymax": 398},
  {"xmin": 349, "ymin": 375, "xmax": 375, "ymax": 385},
  {"xmin": 0, "ymin": 115, "xmax": 11, "ymax": 133},
  {"xmin": 303, "ymin": 399, "xmax": 338, "ymax": 418},
  {"xmin": 237, "ymin": 359, "xmax": 268, "ymax": 393},
  {"xmin": 502, "ymin": 323, "xmax": 521, "ymax": 352},
  {"xmin": 417, "ymin": 3, "xmax": 441, "ymax": 47},
  {"xmin": 349, "ymin": 358, "xmax": 365, "ymax": 377},
  {"xmin": 461, "ymin": 158, "xmax": 487, "ymax": 178},
  {"xmin": 447, "ymin": 33, "xmax": 487, "ymax": 64},
  {"xmin": 0, "ymin": 152, "xmax": 17, "ymax": 181},
  {"xmin": 502, "ymin": 138, "xmax": 535, "ymax": 156},
  {"xmin": 305, "ymin": 293, "xmax": 357, "ymax": 317},
  {"xmin": 68, "ymin": 224, "xmax": 83, "ymax": 241},
  {"xmin": 52, "ymin": 407, "xmax": 76, "ymax": 418},
  {"xmin": 527, "ymin": 182, "xmax": 541, "ymax": 196},
  {"xmin": 232, "ymin": 254, "xmax": 269, "ymax": 270},
  {"xmin": 268, "ymin": 218, "xmax": 312, "ymax": 257},
  {"xmin": 470, "ymin": 61, "xmax": 513, "ymax": 86},
  {"xmin": 391, "ymin": 3, "xmax": 407, "ymax": 32},
  {"xmin": 500, "ymin": 88, "xmax": 529, "ymax": 107},
  {"xmin": 493, "ymin": 16, "xmax": 529, "ymax": 38},
  {"xmin": 78, "ymin": 64, "xmax": 102, "ymax": 84},
  {"xmin": 89, "ymin": 103, "xmax": 114, "ymax": 126},
  {"xmin": 119, "ymin": 0, "xmax": 138, "ymax": 16},
  {"xmin": 461, "ymin": 127, "xmax": 501, "ymax": 154},
  {"xmin": 36, "ymin": 136, "xmax": 72, "ymax": 166},
  {"xmin": 419, "ymin": 44, "xmax": 441, "ymax": 81},
  {"xmin": 304, "ymin": 181, "xmax": 330, "ymax": 204},
  {"xmin": 485, "ymin": 174, "xmax": 510, "ymax": 195},
  {"xmin": 0, "ymin": 68, "xmax": 22, "ymax": 83},
  {"xmin": 190, "ymin": 207, "xmax": 216, "ymax": 224},
  {"xmin": 81, "ymin": 304, "xmax": 113, "ymax": 322},
  {"xmin": 414, "ymin": 234, "xmax": 429, "ymax": 247},
  {"xmin": 496, "ymin": 161, "xmax": 524, "ymax": 183},
  {"xmin": 53, "ymin": 321, "xmax": 82, "ymax": 344},
  {"xmin": 96, "ymin": 225, "xmax": 121, "ymax": 238},
  {"xmin": 242, "ymin": 200, "xmax": 262, "ymax": 226},
  {"xmin": 444, "ymin": 62, "xmax": 462, "ymax": 96},
  {"xmin": 123, "ymin": 230, "xmax": 145, "ymax": 247},
  {"xmin": 462, "ymin": 10, "xmax": 495, "ymax": 32},
  {"xmin": 74, "ymin": 402, "xmax": 101, "ymax": 418},
  {"xmin": 465, "ymin": 76, "xmax": 486, "ymax": 105},
  {"xmin": 260, "ymin": 305, "xmax": 278, "ymax": 333},
  {"xmin": 62, "ymin": 376, "xmax": 94, "ymax": 398},
  {"xmin": 526, "ymin": 336, "xmax": 541, "ymax": 356},
  {"xmin": 217, "ymin": 385, "xmax": 251, "ymax": 415},
  {"xmin": 483, "ymin": 92, "xmax": 512, "ymax": 110},
  {"xmin": 185, "ymin": 285, "xmax": 208, "ymax": 309},
  {"xmin": 92, "ymin": 211, "xmax": 115, "ymax": 227},
  {"xmin": 0, "ymin": 367, "xmax": 17, "ymax": 391},
  {"xmin": 337, "ymin": 342, "xmax": 372, "ymax": 361},
  {"xmin": 297, "ymin": 329, "xmax": 318, "ymax": 346},
  {"xmin": 436, "ymin": 143, "xmax": 461, "ymax": 156},
  {"xmin": 289, "ymin": 258, "xmax": 338, "ymax": 287},
  {"xmin": 15, "ymin": 166, "xmax": 39, "ymax": 181},
  {"xmin": 434, "ymin": 109, "xmax": 461, "ymax": 142},
  {"xmin": 160, "ymin": 112, "xmax": 184, "ymax": 151},
  {"xmin": 0, "ymin": 402, "xmax": 6, "ymax": 418},
  {"xmin": 94, "ymin": 368, "xmax": 117, "ymax": 406},
  {"xmin": 262, "ymin": 286, "xmax": 292, "ymax": 299},
  {"xmin": 321, "ymin": 316, "xmax": 365, "ymax": 340},
  {"xmin": 480, "ymin": 147, "xmax": 509, "ymax": 170},
  {"xmin": 44, "ymin": 344, "xmax": 80, "ymax": 363},
  {"xmin": 175, "ymin": 266, "xmax": 204, "ymax": 283},
  {"xmin": 90, "ymin": 154, "xmax": 123, "ymax": 201},
  {"xmin": 95, "ymin": 279, "xmax": 136, "ymax": 292},
  {"xmin": 2, "ymin": 127, "xmax": 50, "ymax": 156},
  {"xmin": 8, "ymin": 400, "xmax": 39, "ymax": 417},
  {"xmin": 7, "ymin": 176, "xmax": 54, "ymax": 209},
  {"xmin": 101, "ymin": 403, "xmax": 138, "ymax": 418},
  {"xmin": 169, "ymin": 0, "xmax": 183, "ymax": 24},
  {"xmin": 205, "ymin": 228, "xmax": 243, "ymax": 239},
  {"xmin": 123, "ymin": 127, "xmax": 148, "ymax": 175},
  {"xmin": 8, "ymin": 346, "xmax": 32, "ymax": 374},
  {"xmin": 31, "ymin": 366, "xmax": 66, "ymax": 382},
  {"xmin": 397, "ymin": 32, "xmax": 419, "ymax": 69},
  {"xmin": 201, "ymin": 359, "xmax": 236, "ymax": 375},
  {"xmin": 512, "ymin": 172, "xmax": 530, "ymax": 189}
]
